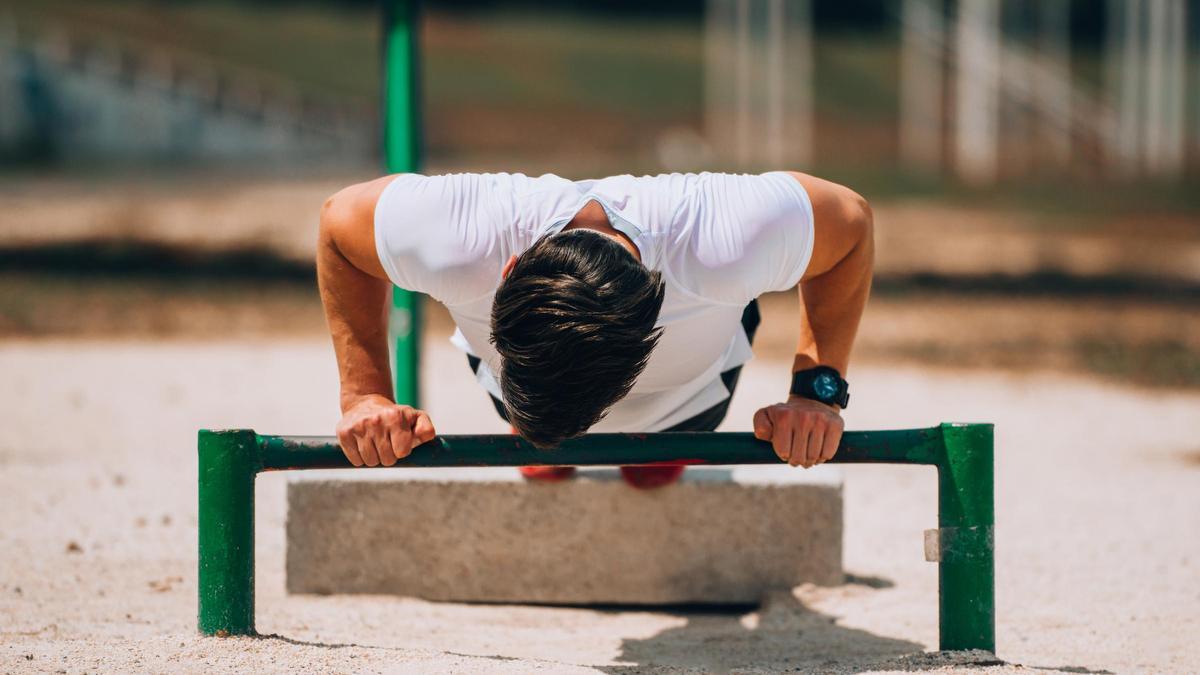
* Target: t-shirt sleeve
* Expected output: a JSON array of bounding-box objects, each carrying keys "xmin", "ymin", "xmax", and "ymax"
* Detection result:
[
  {"xmin": 671, "ymin": 172, "xmax": 815, "ymax": 306},
  {"xmin": 373, "ymin": 173, "xmax": 505, "ymax": 306}
]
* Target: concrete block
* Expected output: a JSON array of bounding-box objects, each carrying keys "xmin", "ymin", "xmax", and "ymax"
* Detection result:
[{"xmin": 286, "ymin": 465, "xmax": 843, "ymax": 605}]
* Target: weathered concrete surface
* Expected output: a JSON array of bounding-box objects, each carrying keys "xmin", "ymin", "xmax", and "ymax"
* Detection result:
[{"xmin": 286, "ymin": 465, "xmax": 843, "ymax": 604}]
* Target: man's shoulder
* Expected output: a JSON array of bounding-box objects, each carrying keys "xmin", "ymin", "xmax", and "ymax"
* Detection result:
[{"xmin": 659, "ymin": 172, "xmax": 815, "ymax": 305}]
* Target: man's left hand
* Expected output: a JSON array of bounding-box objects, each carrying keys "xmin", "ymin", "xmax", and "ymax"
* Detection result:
[{"xmin": 752, "ymin": 397, "xmax": 844, "ymax": 468}]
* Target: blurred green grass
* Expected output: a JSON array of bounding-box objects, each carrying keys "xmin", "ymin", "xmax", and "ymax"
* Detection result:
[
  {"xmin": 9, "ymin": 0, "xmax": 379, "ymax": 101},
  {"xmin": 9, "ymin": 0, "xmax": 705, "ymax": 113},
  {"xmin": 8, "ymin": 0, "xmax": 1199, "ymax": 215}
]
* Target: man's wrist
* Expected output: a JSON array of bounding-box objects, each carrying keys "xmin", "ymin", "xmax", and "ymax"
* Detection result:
[
  {"xmin": 340, "ymin": 391, "xmax": 394, "ymax": 412},
  {"xmin": 787, "ymin": 394, "xmax": 840, "ymax": 413},
  {"xmin": 788, "ymin": 365, "xmax": 850, "ymax": 408}
]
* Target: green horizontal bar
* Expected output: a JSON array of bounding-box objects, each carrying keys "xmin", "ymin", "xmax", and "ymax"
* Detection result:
[
  {"xmin": 254, "ymin": 427, "xmax": 951, "ymax": 472},
  {"xmin": 198, "ymin": 423, "xmax": 994, "ymax": 650}
]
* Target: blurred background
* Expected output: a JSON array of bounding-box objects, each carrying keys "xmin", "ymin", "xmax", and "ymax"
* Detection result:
[
  {"xmin": 1, "ymin": 0, "xmax": 1197, "ymax": 386},
  {"xmin": 2, "ymin": 3, "xmax": 1199, "ymax": 670}
]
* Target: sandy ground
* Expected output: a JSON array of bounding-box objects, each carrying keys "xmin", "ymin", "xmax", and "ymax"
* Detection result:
[{"xmin": 1, "ymin": 334, "xmax": 1197, "ymax": 674}]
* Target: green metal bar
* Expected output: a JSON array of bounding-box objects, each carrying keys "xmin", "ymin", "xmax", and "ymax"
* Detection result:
[
  {"xmin": 197, "ymin": 424, "xmax": 995, "ymax": 653},
  {"xmin": 257, "ymin": 427, "xmax": 947, "ymax": 471},
  {"xmin": 382, "ymin": 0, "xmax": 422, "ymax": 407},
  {"xmin": 197, "ymin": 429, "xmax": 260, "ymax": 636},
  {"xmin": 936, "ymin": 423, "xmax": 996, "ymax": 652}
]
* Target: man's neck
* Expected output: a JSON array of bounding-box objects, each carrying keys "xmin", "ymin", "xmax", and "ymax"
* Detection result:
[{"xmin": 562, "ymin": 200, "xmax": 642, "ymax": 262}]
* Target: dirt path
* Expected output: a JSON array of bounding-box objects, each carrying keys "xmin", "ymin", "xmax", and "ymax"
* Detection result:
[{"xmin": 1, "ymin": 338, "xmax": 1197, "ymax": 673}]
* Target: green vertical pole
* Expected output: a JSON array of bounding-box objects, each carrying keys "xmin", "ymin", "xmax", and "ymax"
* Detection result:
[
  {"xmin": 936, "ymin": 423, "xmax": 996, "ymax": 652},
  {"xmin": 382, "ymin": 0, "xmax": 422, "ymax": 407},
  {"xmin": 197, "ymin": 429, "xmax": 260, "ymax": 636}
]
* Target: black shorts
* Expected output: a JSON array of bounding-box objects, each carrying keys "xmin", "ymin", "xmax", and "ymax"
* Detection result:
[{"xmin": 466, "ymin": 299, "xmax": 761, "ymax": 433}]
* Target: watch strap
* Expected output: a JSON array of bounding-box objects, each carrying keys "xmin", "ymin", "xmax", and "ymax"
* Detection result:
[{"xmin": 789, "ymin": 366, "xmax": 850, "ymax": 408}]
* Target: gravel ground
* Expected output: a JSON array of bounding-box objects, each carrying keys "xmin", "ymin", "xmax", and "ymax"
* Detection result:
[{"xmin": 1, "ymin": 337, "xmax": 1197, "ymax": 673}]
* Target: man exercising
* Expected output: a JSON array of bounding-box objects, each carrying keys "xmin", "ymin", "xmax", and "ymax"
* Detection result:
[{"xmin": 317, "ymin": 170, "xmax": 873, "ymax": 488}]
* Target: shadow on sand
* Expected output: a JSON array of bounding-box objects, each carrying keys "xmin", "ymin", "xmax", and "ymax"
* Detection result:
[
  {"xmin": 595, "ymin": 591, "xmax": 931, "ymax": 673},
  {"xmin": 593, "ymin": 590, "xmax": 1114, "ymax": 673},
  {"xmin": 260, "ymin": 590, "xmax": 1107, "ymax": 673}
]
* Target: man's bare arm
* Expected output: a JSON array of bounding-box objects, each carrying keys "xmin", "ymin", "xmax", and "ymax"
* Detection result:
[
  {"xmin": 317, "ymin": 176, "xmax": 435, "ymax": 467},
  {"xmin": 791, "ymin": 171, "xmax": 875, "ymax": 376},
  {"xmin": 754, "ymin": 171, "xmax": 874, "ymax": 468}
]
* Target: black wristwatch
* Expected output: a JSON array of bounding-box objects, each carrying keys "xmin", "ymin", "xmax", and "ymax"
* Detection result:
[{"xmin": 789, "ymin": 366, "xmax": 850, "ymax": 408}]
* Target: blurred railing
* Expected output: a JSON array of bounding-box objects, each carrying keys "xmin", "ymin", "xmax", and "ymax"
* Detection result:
[{"xmin": 0, "ymin": 15, "xmax": 374, "ymax": 166}]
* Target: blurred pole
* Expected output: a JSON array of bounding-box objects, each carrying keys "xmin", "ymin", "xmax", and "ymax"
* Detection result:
[
  {"xmin": 382, "ymin": 0, "xmax": 422, "ymax": 408},
  {"xmin": 1104, "ymin": 0, "xmax": 1122, "ymax": 171},
  {"xmin": 1113, "ymin": 0, "xmax": 1145, "ymax": 176},
  {"xmin": 707, "ymin": 0, "xmax": 812, "ymax": 170},
  {"xmin": 955, "ymin": 0, "xmax": 1001, "ymax": 185},
  {"xmin": 734, "ymin": 0, "xmax": 752, "ymax": 166},
  {"xmin": 1142, "ymin": 0, "xmax": 1186, "ymax": 178},
  {"xmin": 1194, "ymin": 1, "xmax": 1200, "ymax": 162},
  {"xmin": 705, "ymin": 0, "xmax": 736, "ymax": 161},
  {"xmin": 1161, "ymin": 0, "xmax": 1187, "ymax": 176},
  {"xmin": 781, "ymin": 0, "xmax": 813, "ymax": 169},
  {"xmin": 0, "ymin": 17, "xmax": 16, "ymax": 147},
  {"xmin": 1037, "ymin": 0, "xmax": 1072, "ymax": 167},
  {"xmin": 1146, "ymin": 0, "xmax": 1168, "ymax": 173},
  {"xmin": 900, "ymin": 0, "xmax": 945, "ymax": 173},
  {"xmin": 1000, "ymin": 0, "xmax": 1031, "ymax": 173},
  {"xmin": 765, "ymin": 0, "xmax": 785, "ymax": 167}
]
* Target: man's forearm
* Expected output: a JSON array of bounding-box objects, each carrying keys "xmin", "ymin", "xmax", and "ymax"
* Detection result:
[
  {"xmin": 317, "ymin": 220, "xmax": 394, "ymax": 412},
  {"xmin": 794, "ymin": 253, "xmax": 872, "ymax": 376},
  {"xmin": 752, "ymin": 181, "xmax": 871, "ymax": 467},
  {"xmin": 318, "ymin": 178, "xmax": 437, "ymax": 467},
  {"xmin": 794, "ymin": 199, "xmax": 874, "ymax": 378}
]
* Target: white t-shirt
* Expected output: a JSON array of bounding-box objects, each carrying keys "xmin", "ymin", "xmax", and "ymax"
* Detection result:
[{"xmin": 374, "ymin": 171, "xmax": 814, "ymax": 432}]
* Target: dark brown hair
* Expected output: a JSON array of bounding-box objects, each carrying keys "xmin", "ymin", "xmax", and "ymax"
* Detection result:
[{"xmin": 490, "ymin": 229, "xmax": 666, "ymax": 448}]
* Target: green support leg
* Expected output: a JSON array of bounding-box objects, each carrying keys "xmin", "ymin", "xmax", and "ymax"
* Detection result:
[
  {"xmin": 936, "ymin": 423, "xmax": 996, "ymax": 652},
  {"xmin": 391, "ymin": 288, "xmax": 421, "ymax": 407},
  {"xmin": 382, "ymin": 0, "xmax": 423, "ymax": 407},
  {"xmin": 198, "ymin": 429, "xmax": 260, "ymax": 636}
]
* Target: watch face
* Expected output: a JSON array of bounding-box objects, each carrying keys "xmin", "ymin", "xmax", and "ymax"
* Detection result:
[{"xmin": 813, "ymin": 373, "xmax": 839, "ymax": 401}]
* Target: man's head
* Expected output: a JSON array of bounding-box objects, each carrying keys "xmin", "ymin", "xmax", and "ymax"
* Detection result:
[{"xmin": 490, "ymin": 229, "xmax": 666, "ymax": 448}]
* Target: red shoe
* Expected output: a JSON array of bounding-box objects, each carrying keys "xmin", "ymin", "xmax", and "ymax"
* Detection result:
[
  {"xmin": 619, "ymin": 463, "xmax": 686, "ymax": 489},
  {"xmin": 510, "ymin": 426, "xmax": 577, "ymax": 482},
  {"xmin": 518, "ymin": 465, "xmax": 577, "ymax": 482}
]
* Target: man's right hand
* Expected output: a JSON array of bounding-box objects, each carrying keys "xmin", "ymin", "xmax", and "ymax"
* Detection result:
[{"xmin": 336, "ymin": 395, "xmax": 437, "ymax": 467}]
